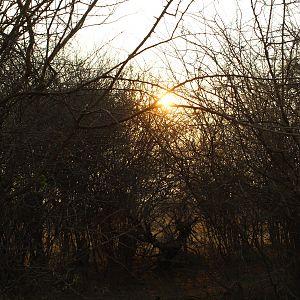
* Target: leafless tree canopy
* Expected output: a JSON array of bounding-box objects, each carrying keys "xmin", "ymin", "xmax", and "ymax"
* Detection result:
[{"xmin": 1, "ymin": 0, "xmax": 300, "ymax": 299}]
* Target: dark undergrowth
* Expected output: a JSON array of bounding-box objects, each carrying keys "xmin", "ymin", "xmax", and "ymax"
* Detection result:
[{"xmin": 1, "ymin": 252, "xmax": 288, "ymax": 300}]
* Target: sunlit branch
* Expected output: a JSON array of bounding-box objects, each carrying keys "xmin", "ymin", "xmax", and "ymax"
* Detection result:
[
  {"xmin": 77, "ymin": 101, "xmax": 300, "ymax": 137},
  {"xmin": 78, "ymin": 103, "xmax": 156, "ymax": 130}
]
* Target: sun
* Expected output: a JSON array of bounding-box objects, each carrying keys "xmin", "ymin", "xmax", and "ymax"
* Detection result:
[{"xmin": 157, "ymin": 92, "xmax": 179, "ymax": 109}]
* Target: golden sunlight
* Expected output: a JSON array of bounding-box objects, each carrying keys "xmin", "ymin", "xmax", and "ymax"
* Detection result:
[{"xmin": 157, "ymin": 92, "xmax": 180, "ymax": 109}]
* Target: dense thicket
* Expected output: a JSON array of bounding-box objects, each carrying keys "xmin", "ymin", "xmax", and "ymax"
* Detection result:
[{"xmin": 1, "ymin": 0, "xmax": 300, "ymax": 299}]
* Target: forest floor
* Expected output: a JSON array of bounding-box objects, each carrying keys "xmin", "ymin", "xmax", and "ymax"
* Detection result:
[
  {"xmin": 4, "ymin": 254, "xmax": 279, "ymax": 299},
  {"xmin": 47, "ymin": 257, "xmax": 277, "ymax": 300}
]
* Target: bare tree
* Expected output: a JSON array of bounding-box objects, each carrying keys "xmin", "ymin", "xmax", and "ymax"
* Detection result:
[
  {"xmin": 0, "ymin": 0, "xmax": 196, "ymax": 296},
  {"xmin": 140, "ymin": 0, "xmax": 300, "ymax": 298}
]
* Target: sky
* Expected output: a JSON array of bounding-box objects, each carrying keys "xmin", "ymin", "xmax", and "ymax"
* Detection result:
[
  {"xmin": 74, "ymin": 0, "xmax": 249, "ymax": 59},
  {"xmin": 76, "ymin": 0, "xmax": 164, "ymax": 55},
  {"xmin": 67, "ymin": 0, "xmax": 297, "ymax": 106},
  {"xmin": 72, "ymin": 0, "xmax": 268, "ymax": 78}
]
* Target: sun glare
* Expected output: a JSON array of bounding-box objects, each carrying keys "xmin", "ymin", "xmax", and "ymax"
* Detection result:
[{"xmin": 157, "ymin": 93, "xmax": 179, "ymax": 109}]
